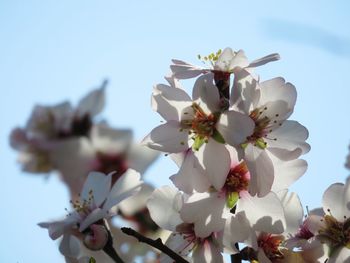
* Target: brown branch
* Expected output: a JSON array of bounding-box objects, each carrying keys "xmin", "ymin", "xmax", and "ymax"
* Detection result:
[{"xmin": 121, "ymin": 227, "xmax": 189, "ymax": 263}]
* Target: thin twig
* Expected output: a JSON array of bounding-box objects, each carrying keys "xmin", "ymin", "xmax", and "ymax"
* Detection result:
[
  {"xmin": 121, "ymin": 227, "xmax": 189, "ymax": 263},
  {"xmin": 102, "ymin": 225, "xmax": 125, "ymax": 263}
]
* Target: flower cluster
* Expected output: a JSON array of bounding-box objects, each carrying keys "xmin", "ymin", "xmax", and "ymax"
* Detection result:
[
  {"xmin": 142, "ymin": 48, "xmax": 349, "ymax": 262},
  {"xmin": 10, "ymin": 48, "xmax": 350, "ymax": 263}
]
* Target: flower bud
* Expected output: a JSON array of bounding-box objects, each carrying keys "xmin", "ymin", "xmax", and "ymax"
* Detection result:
[{"xmin": 83, "ymin": 224, "xmax": 108, "ymax": 251}]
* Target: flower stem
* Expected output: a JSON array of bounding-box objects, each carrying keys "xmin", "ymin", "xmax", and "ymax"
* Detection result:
[
  {"xmin": 121, "ymin": 227, "xmax": 189, "ymax": 263},
  {"xmin": 103, "ymin": 225, "xmax": 125, "ymax": 263}
]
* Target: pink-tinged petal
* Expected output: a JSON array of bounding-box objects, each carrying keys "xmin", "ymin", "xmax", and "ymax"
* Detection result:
[
  {"xmin": 323, "ymin": 182, "xmax": 350, "ymax": 221},
  {"xmin": 142, "ymin": 121, "xmax": 190, "ymax": 153},
  {"xmin": 81, "ymin": 171, "xmax": 111, "ymax": 208},
  {"xmin": 170, "ymin": 151, "xmax": 211, "ymax": 194},
  {"xmin": 248, "ymin": 53, "xmax": 280, "ymax": 68},
  {"xmin": 160, "ymin": 233, "xmax": 193, "ymax": 262},
  {"xmin": 152, "ymin": 84, "xmax": 192, "ymax": 121},
  {"xmin": 103, "ymin": 169, "xmax": 142, "ymax": 212},
  {"xmin": 192, "ymin": 240, "xmax": 224, "ymax": 263},
  {"xmin": 268, "ymin": 121, "xmax": 310, "ymax": 156},
  {"xmin": 237, "ymin": 191, "xmax": 285, "ymax": 234},
  {"xmin": 38, "ymin": 214, "xmax": 79, "ymax": 240},
  {"xmin": 76, "ymin": 84, "xmax": 106, "ymax": 118},
  {"xmin": 59, "ymin": 235, "xmax": 81, "ymax": 257},
  {"xmin": 245, "ymin": 144, "xmax": 274, "ymax": 197},
  {"xmin": 229, "ymin": 49, "xmax": 249, "ymax": 71},
  {"xmin": 271, "ymin": 158, "xmax": 307, "ymax": 192},
  {"xmin": 217, "ymin": 111, "xmax": 255, "ymax": 146},
  {"xmin": 301, "ymin": 237, "xmax": 328, "ymax": 263},
  {"xmin": 223, "ymin": 212, "xmax": 252, "ymax": 254},
  {"xmin": 277, "ymin": 190, "xmax": 304, "ymax": 235},
  {"xmin": 194, "ymin": 140, "xmax": 230, "ymax": 191},
  {"xmin": 192, "ymin": 74, "xmax": 221, "ymax": 114},
  {"xmin": 180, "ymin": 192, "xmax": 227, "ymax": 238},
  {"xmin": 147, "ymin": 186, "xmax": 183, "ymax": 231}
]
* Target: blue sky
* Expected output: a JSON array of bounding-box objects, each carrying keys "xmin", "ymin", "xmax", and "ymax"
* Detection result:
[{"xmin": 1, "ymin": 1, "xmax": 350, "ymax": 262}]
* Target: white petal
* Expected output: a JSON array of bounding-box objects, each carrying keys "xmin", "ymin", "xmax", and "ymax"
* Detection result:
[
  {"xmin": 268, "ymin": 120, "xmax": 310, "ymax": 156},
  {"xmin": 244, "ymin": 144, "xmax": 274, "ymax": 197},
  {"xmin": 59, "ymin": 235, "xmax": 81, "ymax": 257},
  {"xmin": 118, "ymin": 183, "xmax": 154, "ymax": 216},
  {"xmin": 180, "ymin": 192, "xmax": 227, "ymax": 238},
  {"xmin": 79, "ymin": 208, "xmax": 105, "ymax": 232},
  {"xmin": 194, "ymin": 139, "xmax": 230, "ymax": 191},
  {"xmin": 215, "ymin": 47, "xmax": 235, "ymax": 71},
  {"xmin": 127, "ymin": 143, "xmax": 159, "ymax": 174},
  {"xmin": 170, "ymin": 150, "xmax": 210, "ymax": 194},
  {"xmin": 147, "ymin": 186, "xmax": 183, "ymax": 231},
  {"xmin": 103, "ymin": 169, "xmax": 142, "ymax": 212},
  {"xmin": 152, "ymin": 84, "xmax": 192, "ymax": 121},
  {"xmin": 90, "ymin": 125, "xmax": 132, "ymax": 154},
  {"xmin": 81, "ymin": 171, "xmax": 111, "ymax": 208},
  {"xmin": 142, "ymin": 121, "xmax": 190, "ymax": 153},
  {"xmin": 217, "ymin": 110, "xmax": 255, "ymax": 146},
  {"xmin": 259, "ymin": 78, "xmax": 296, "ymax": 110},
  {"xmin": 271, "ymin": 158, "xmax": 308, "ymax": 192},
  {"xmin": 322, "ymin": 182, "xmax": 350, "ymax": 221},
  {"xmin": 237, "ymin": 191, "xmax": 286, "ymax": 234},
  {"xmin": 248, "ymin": 53, "xmax": 280, "ymax": 68},
  {"xmin": 170, "ymin": 59, "xmax": 206, "ymax": 79},
  {"xmin": 223, "ymin": 213, "xmax": 252, "ymax": 254},
  {"xmin": 76, "ymin": 84, "xmax": 106, "ymax": 117},
  {"xmin": 192, "ymin": 74, "xmax": 220, "ymax": 114},
  {"xmin": 228, "ymin": 49, "xmax": 249, "ymax": 71},
  {"xmin": 328, "ymin": 247, "xmax": 350, "ymax": 263},
  {"xmin": 277, "ymin": 190, "xmax": 304, "ymax": 235},
  {"xmin": 193, "ymin": 241, "xmax": 223, "ymax": 263}
]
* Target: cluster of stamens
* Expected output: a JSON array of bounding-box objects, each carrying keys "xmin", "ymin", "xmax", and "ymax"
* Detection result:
[
  {"xmin": 197, "ymin": 49, "xmax": 222, "ymax": 67},
  {"xmin": 224, "ymin": 162, "xmax": 249, "ymax": 194},
  {"xmin": 318, "ymin": 211, "xmax": 350, "ymax": 250},
  {"xmin": 258, "ymin": 233, "xmax": 285, "ymax": 261},
  {"xmin": 244, "ymin": 106, "xmax": 281, "ymax": 149},
  {"xmin": 70, "ymin": 190, "xmax": 94, "ymax": 215},
  {"xmin": 181, "ymin": 103, "xmax": 218, "ymax": 149}
]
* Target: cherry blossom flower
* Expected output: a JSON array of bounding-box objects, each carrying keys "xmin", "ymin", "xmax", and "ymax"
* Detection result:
[
  {"xmin": 303, "ymin": 179, "xmax": 350, "ymax": 263},
  {"xmin": 50, "ymin": 124, "xmax": 158, "ymax": 197},
  {"xmin": 147, "ymin": 186, "xmax": 224, "ymax": 263},
  {"xmin": 10, "ymin": 84, "xmax": 106, "ymax": 173},
  {"xmin": 143, "ymin": 74, "xmax": 254, "ymax": 190},
  {"xmin": 170, "ymin": 47, "xmax": 280, "ymax": 80},
  {"xmin": 230, "ymin": 73, "xmax": 310, "ymax": 196},
  {"xmin": 39, "ymin": 170, "xmax": 142, "ymax": 256}
]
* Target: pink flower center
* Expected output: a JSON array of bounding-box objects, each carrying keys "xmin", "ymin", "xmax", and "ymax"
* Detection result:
[
  {"xmin": 258, "ymin": 233, "xmax": 284, "ymax": 261},
  {"xmin": 224, "ymin": 162, "xmax": 249, "ymax": 194}
]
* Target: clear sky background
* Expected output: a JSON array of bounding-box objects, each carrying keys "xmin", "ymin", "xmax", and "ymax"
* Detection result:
[{"xmin": 1, "ymin": 1, "xmax": 350, "ymax": 262}]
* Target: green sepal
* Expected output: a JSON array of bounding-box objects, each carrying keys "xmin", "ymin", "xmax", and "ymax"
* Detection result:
[
  {"xmin": 89, "ymin": 257, "xmax": 96, "ymax": 263},
  {"xmin": 227, "ymin": 192, "xmax": 239, "ymax": 209},
  {"xmin": 255, "ymin": 138, "xmax": 267, "ymax": 149},
  {"xmin": 192, "ymin": 136, "xmax": 205, "ymax": 151},
  {"xmin": 212, "ymin": 130, "xmax": 225, "ymax": 144},
  {"xmin": 240, "ymin": 142, "xmax": 248, "ymax": 149}
]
